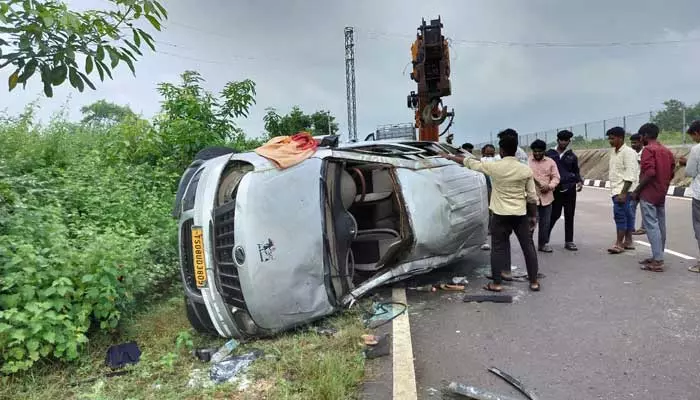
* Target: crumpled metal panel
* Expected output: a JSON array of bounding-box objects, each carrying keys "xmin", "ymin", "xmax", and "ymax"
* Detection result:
[
  {"xmin": 343, "ymin": 163, "xmax": 488, "ymax": 303},
  {"xmin": 397, "ymin": 164, "xmax": 488, "ymax": 256},
  {"xmin": 233, "ymin": 157, "xmax": 334, "ymax": 331}
]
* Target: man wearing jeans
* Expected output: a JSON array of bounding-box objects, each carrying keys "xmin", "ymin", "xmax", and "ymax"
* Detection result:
[
  {"xmin": 443, "ymin": 130, "xmax": 540, "ymax": 292},
  {"xmin": 632, "ymin": 123, "xmax": 675, "ymax": 272},
  {"xmin": 629, "ymin": 134, "xmax": 646, "ymax": 235},
  {"xmin": 606, "ymin": 127, "xmax": 639, "ymax": 254},
  {"xmin": 528, "ymin": 139, "xmax": 560, "ymax": 253},
  {"xmin": 679, "ymin": 120, "xmax": 700, "ymax": 273}
]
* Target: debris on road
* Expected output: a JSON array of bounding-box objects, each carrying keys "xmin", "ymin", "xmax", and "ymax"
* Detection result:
[
  {"xmin": 363, "ymin": 334, "xmax": 391, "ymax": 359},
  {"xmin": 408, "ymin": 284, "xmax": 437, "ymax": 292},
  {"xmin": 193, "ymin": 347, "xmax": 217, "ymax": 362},
  {"xmin": 439, "ymin": 283, "xmax": 465, "ymax": 291},
  {"xmin": 452, "ymin": 276, "xmax": 469, "ymax": 285},
  {"xmin": 210, "ymin": 350, "xmax": 264, "ymax": 385},
  {"xmin": 210, "ymin": 339, "xmax": 239, "ymax": 364},
  {"xmin": 364, "ymin": 302, "xmax": 407, "ymax": 329},
  {"xmin": 447, "ymin": 381, "xmax": 521, "ymax": 400},
  {"xmin": 310, "ymin": 326, "xmax": 338, "ymax": 337},
  {"xmin": 105, "ymin": 342, "xmax": 141, "ymax": 369},
  {"xmin": 361, "ymin": 334, "xmax": 380, "ymax": 346},
  {"xmin": 463, "ymin": 294, "xmax": 514, "ymax": 303},
  {"xmin": 488, "ymin": 367, "xmax": 539, "ymax": 400}
]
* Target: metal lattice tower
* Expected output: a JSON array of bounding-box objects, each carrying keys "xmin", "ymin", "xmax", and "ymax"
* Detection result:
[{"xmin": 344, "ymin": 27, "xmax": 357, "ymax": 142}]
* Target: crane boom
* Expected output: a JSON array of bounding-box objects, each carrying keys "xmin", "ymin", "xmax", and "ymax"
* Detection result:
[{"xmin": 407, "ymin": 17, "xmax": 454, "ymax": 142}]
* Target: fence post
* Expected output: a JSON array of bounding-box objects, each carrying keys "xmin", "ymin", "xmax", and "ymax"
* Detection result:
[
  {"xmin": 683, "ymin": 108, "xmax": 687, "ymax": 145},
  {"xmin": 623, "ymin": 116, "xmax": 627, "ymax": 131},
  {"xmin": 603, "ymin": 120, "xmax": 606, "ymax": 136},
  {"xmin": 584, "ymin": 123, "xmax": 588, "ymax": 140}
]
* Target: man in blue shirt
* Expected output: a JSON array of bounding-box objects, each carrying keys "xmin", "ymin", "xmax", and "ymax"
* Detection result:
[{"xmin": 546, "ymin": 130, "xmax": 583, "ymax": 251}]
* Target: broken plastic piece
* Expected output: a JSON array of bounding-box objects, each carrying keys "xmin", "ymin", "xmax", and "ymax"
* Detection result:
[
  {"xmin": 452, "ymin": 276, "xmax": 468, "ymax": 285},
  {"xmin": 210, "ymin": 339, "xmax": 239, "ymax": 364},
  {"xmin": 210, "ymin": 350, "xmax": 264, "ymax": 384},
  {"xmin": 408, "ymin": 284, "xmax": 436, "ymax": 292},
  {"xmin": 488, "ymin": 367, "xmax": 539, "ymax": 400},
  {"xmin": 447, "ymin": 382, "xmax": 520, "ymax": 400},
  {"xmin": 463, "ymin": 294, "xmax": 513, "ymax": 303},
  {"xmin": 364, "ymin": 302, "xmax": 407, "ymax": 329}
]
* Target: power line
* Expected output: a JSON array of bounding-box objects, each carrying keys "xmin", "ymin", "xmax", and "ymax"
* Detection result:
[{"xmin": 361, "ymin": 28, "xmax": 700, "ymax": 48}]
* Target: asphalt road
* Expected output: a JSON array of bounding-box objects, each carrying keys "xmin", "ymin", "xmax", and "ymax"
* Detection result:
[{"xmin": 364, "ymin": 187, "xmax": 700, "ymax": 400}]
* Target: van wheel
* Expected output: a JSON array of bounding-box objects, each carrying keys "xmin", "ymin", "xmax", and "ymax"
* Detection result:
[{"xmin": 184, "ymin": 297, "xmax": 218, "ymax": 336}]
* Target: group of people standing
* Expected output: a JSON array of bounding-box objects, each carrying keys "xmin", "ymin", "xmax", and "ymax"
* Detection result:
[
  {"xmin": 607, "ymin": 120, "xmax": 700, "ymax": 273},
  {"xmin": 442, "ymin": 119, "xmax": 700, "ymax": 292},
  {"xmin": 442, "ymin": 129, "xmax": 585, "ymax": 292}
]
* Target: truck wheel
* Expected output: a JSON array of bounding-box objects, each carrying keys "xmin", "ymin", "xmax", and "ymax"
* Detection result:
[{"xmin": 184, "ymin": 297, "xmax": 218, "ymax": 336}]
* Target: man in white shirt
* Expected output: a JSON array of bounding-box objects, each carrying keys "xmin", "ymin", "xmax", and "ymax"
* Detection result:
[
  {"xmin": 606, "ymin": 127, "xmax": 639, "ymax": 254},
  {"xmin": 679, "ymin": 120, "xmax": 700, "ymax": 273}
]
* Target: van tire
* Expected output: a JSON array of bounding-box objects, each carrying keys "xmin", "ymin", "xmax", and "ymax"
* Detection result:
[{"xmin": 184, "ymin": 297, "xmax": 218, "ymax": 336}]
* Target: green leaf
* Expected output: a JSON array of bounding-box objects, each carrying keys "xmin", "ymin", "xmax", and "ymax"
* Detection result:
[
  {"xmin": 107, "ymin": 47, "xmax": 120, "ymax": 68},
  {"xmin": 95, "ymin": 61, "xmax": 105, "ymax": 81},
  {"xmin": 132, "ymin": 28, "xmax": 141, "ymax": 47},
  {"xmin": 96, "ymin": 59, "xmax": 112, "ymax": 79},
  {"xmin": 145, "ymin": 15, "xmax": 161, "ymax": 31},
  {"xmin": 154, "ymin": 1, "xmax": 168, "ymax": 18},
  {"xmin": 45, "ymin": 80, "xmax": 55, "ymax": 97},
  {"xmin": 26, "ymin": 339, "xmax": 39, "ymax": 352},
  {"xmin": 85, "ymin": 56, "xmax": 93, "ymax": 74},
  {"xmin": 17, "ymin": 59, "xmax": 38, "ymax": 83},
  {"xmin": 43, "ymin": 331, "xmax": 56, "ymax": 344},
  {"xmin": 69, "ymin": 67, "xmax": 84, "ymax": 92},
  {"xmin": 122, "ymin": 55, "xmax": 135, "ymax": 76},
  {"xmin": 96, "ymin": 45, "xmax": 105, "ymax": 61},
  {"xmin": 10, "ymin": 329, "xmax": 26, "ymax": 342},
  {"xmin": 8, "ymin": 69, "xmax": 19, "ymax": 91},
  {"xmin": 51, "ymin": 65, "xmax": 68, "ymax": 85},
  {"xmin": 77, "ymin": 71, "xmax": 96, "ymax": 90},
  {"xmin": 124, "ymin": 40, "xmax": 142, "ymax": 56},
  {"xmin": 139, "ymin": 30, "xmax": 156, "ymax": 51}
]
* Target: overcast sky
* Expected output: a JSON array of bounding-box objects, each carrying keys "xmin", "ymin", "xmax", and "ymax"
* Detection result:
[{"xmin": 1, "ymin": 0, "xmax": 699, "ymax": 145}]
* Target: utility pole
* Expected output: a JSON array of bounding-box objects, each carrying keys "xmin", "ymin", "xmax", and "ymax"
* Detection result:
[{"xmin": 344, "ymin": 27, "xmax": 358, "ymax": 142}]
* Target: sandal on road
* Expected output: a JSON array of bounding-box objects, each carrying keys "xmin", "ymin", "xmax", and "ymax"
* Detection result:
[
  {"xmin": 639, "ymin": 258, "xmax": 653, "ymax": 265},
  {"xmin": 529, "ymin": 282, "xmax": 541, "ymax": 292},
  {"xmin": 483, "ymin": 283, "xmax": 503, "ymax": 292},
  {"xmin": 623, "ymin": 243, "xmax": 636, "ymax": 250},
  {"xmin": 607, "ymin": 245, "xmax": 624, "ymax": 254},
  {"xmin": 688, "ymin": 265, "xmax": 700, "ymax": 273},
  {"xmin": 641, "ymin": 262, "xmax": 664, "ymax": 272},
  {"xmin": 565, "ymin": 242, "xmax": 578, "ymax": 251}
]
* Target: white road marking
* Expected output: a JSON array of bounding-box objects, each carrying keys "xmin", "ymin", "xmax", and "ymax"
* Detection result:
[
  {"xmin": 392, "ymin": 288, "xmax": 417, "ymax": 400},
  {"xmin": 634, "ymin": 240, "xmax": 696, "ymax": 260},
  {"xmin": 583, "ymin": 186, "xmax": 692, "ymax": 201}
]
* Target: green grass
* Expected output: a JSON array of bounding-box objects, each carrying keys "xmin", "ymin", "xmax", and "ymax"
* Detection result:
[{"xmin": 0, "ymin": 285, "xmax": 368, "ymax": 400}]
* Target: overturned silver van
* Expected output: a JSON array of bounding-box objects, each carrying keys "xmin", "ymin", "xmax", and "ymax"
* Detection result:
[{"xmin": 173, "ymin": 139, "xmax": 488, "ymax": 339}]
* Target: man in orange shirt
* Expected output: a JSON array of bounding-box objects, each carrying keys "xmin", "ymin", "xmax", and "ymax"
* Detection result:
[{"xmin": 528, "ymin": 140, "xmax": 561, "ymax": 253}]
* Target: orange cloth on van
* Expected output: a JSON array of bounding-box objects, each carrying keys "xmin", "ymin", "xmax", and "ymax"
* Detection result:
[{"xmin": 254, "ymin": 132, "xmax": 319, "ymax": 169}]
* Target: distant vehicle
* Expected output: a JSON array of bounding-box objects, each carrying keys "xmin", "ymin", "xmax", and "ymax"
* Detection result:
[{"xmin": 172, "ymin": 138, "xmax": 488, "ymax": 339}]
